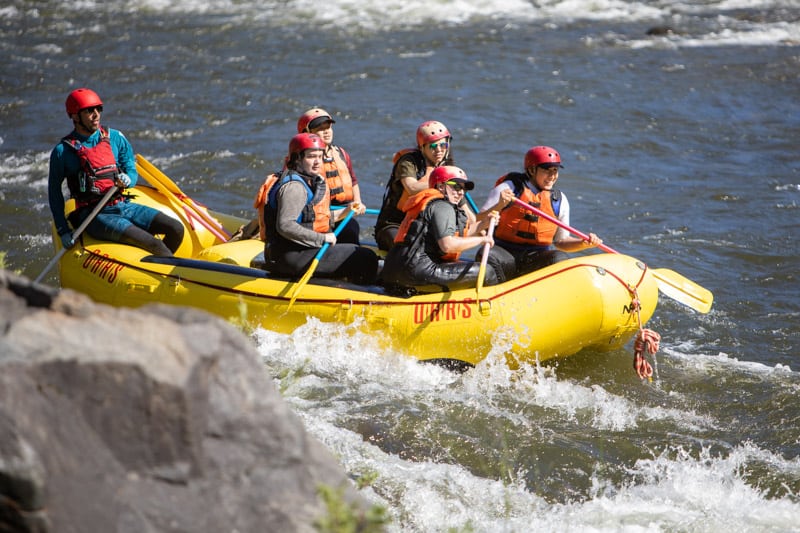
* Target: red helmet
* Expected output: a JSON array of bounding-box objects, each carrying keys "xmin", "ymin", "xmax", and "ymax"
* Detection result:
[
  {"xmin": 288, "ymin": 133, "xmax": 325, "ymax": 158},
  {"xmin": 65, "ymin": 88, "xmax": 103, "ymax": 116},
  {"xmin": 416, "ymin": 120, "xmax": 450, "ymax": 146},
  {"xmin": 524, "ymin": 146, "xmax": 563, "ymax": 169},
  {"xmin": 429, "ymin": 165, "xmax": 474, "ymax": 190},
  {"xmin": 297, "ymin": 107, "xmax": 335, "ymax": 133}
]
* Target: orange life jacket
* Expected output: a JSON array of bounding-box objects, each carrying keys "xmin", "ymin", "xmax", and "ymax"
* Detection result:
[
  {"xmin": 322, "ymin": 145, "xmax": 355, "ymax": 204},
  {"xmin": 494, "ymin": 173, "xmax": 560, "ymax": 246},
  {"xmin": 253, "ymin": 172, "xmax": 281, "ymax": 240},
  {"xmin": 394, "ymin": 188, "xmax": 466, "ymax": 262}
]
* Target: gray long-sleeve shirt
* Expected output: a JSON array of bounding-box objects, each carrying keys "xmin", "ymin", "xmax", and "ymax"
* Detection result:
[{"xmin": 274, "ymin": 178, "xmax": 328, "ymax": 248}]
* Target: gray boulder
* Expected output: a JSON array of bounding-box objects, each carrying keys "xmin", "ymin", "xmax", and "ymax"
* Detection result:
[{"xmin": 0, "ymin": 269, "xmax": 370, "ymax": 533}]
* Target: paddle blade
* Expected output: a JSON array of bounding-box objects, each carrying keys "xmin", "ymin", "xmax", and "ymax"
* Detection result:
[
  {"xmin": 287, "ymin": 258, "xmax": 320, "ymax": 309},
  {"xmin": 136, "ymin": 155, "xmax": 230, "ymax": 242},
  {"xmin": 652, "ymin": 268, "xmax": 714, "ymax": 314},
  {"xmin": 136, "ymin": 154, "xmax": 182, "ymax": 195}
]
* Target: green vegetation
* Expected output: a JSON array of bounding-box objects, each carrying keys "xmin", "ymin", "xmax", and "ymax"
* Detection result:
[
  {"xmin": 352, "ymin": 469, "xmax": 379, "ymax": 490},
  {"xmin": 447, "ymin": 524, "xmax": 476, "ymax": 533},
  {"xmin": 0, "ymin": 251, "xmax": 20, "ymax": 275},
  {"xmin": 314, "ymin": 484, "xmax": 390, "ymax": 533}
]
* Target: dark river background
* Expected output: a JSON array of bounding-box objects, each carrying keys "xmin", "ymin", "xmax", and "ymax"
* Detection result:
[{"xmin": 2, "ymin": 0, "xmax": 799, "ymax": 530}]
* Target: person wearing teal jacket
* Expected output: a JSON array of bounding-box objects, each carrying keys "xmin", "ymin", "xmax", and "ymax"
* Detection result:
[{"xmin": 48, "ymin": 88, "xmax": 183, "ymax": 256}]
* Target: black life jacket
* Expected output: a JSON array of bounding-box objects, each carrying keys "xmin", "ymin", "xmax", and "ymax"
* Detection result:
[
  {"xmin": 376, "ymin": 148, "xmax": 428, "ymax": 229},
  {"xmin": 263, "ymin": 171, "xmax": 331, "ymax": 252}
]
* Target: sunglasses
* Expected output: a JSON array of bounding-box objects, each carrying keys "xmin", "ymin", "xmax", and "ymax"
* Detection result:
[
  {"xmin": 428, "ymin": 141, "xmax": 449, "ymax": 151},
  {"xmin": 445, "ymin": 181, "xmax": 465, "ymax": 192},
  {"xmin": 81, "ymin": 105, "xmax": 104, "ymax": 114}
]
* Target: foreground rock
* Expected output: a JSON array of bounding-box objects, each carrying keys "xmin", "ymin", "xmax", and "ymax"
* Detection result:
[{"xmin": 0, "ymin": 269, "xmax": 369, "ymax": 532}]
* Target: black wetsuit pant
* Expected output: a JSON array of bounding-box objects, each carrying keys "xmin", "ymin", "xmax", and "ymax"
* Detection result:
[
  {"xmin": 374, "ymin": 223, "xmax": 399, "ymax": 252},
  {"xmin": 118, "ymin": 213, "xmax": 184, "ymax": 256},
  {"xmin": 70, "ymin": 202, "xmax": 184, "ymax": 257},
  {"xmin": 266, "ymin": 243, "xmax": 379, "ymax": 285},
  {"xmin": 334, "ymin": 215, "xmax": 361, "ymax": 245},
  {"xmin": 381, "ymin": 247, "xmax": 499, "ymax": 294},
  {"xmin": 478, "ymin": 243, "xmax": 568, "ymax": 284}
]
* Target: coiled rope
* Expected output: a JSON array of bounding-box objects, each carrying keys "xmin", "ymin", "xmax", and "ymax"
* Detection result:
[
  {"xmin": 596, "ymin": 264, "xmax": 661, "ymax": 381},
  {"xmin": 630, "ymin": 288, "xmax": 660, "ymax": 381}
]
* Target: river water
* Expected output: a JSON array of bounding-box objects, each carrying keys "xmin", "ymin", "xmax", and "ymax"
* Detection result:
[{"xmin": 2, "ymin": 0, "xmax": 799, "ymax": 530}]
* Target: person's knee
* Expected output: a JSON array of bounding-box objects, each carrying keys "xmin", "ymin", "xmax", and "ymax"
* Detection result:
[
  {"xmin": 485, "ymin": 252, "xmax": 512, "ymax": 284},
  {"xmin": 483, "ymin": 266, "xmax": 500, "ymax": 286},
  {"xmin": 375, "ymin": 226, "xmax": 397, "ymax": 251},
  {"xmin": 337, "ymin": 218, "xmax": 360, "ymax": 245},
  {"xmin": 352, "ymin": 248, "xmax": 379, "ymax": 284},
  {"xmin": 536, "ymin": 250, "xmax": 568, "ymax": 268},
  {"xmin": 152, "ymin": 213, "xmax": 185, "ymax": 252}
]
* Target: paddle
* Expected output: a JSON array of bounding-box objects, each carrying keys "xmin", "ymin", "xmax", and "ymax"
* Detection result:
[
  {"xmin": 34, "ymin": 186, "xmax": 119, "ymax": 284},
  {"xmin": 135, "ymin": 154, "xmax": 231, "ymax": 242},
  {"xmin": 511, "ymin": 198, "xmax": 713, "ymax": 313},
  {"xmin": 138, "ymin": 162, "xmax": 227, "ymax": 243},
  {"xmin": 287, "ymin": 208, "xmax": 356, "ymax": 309},
  {"xmin": 465, "ymin": 191, "xmax": 479, "ymax": 213},
  {"xmin": 475, "ymin": 217, "xmax": 497, "ymax": 301}
]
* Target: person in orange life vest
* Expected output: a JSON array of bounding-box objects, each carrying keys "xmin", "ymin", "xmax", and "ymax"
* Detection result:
[
  {"xmin": 48, "ymin": 88, "xmax": 184, "ymax": 256},
  {"xmin": 297, "ymin": 107, "xmax": 365, "ymax": 245},
  {"xmin": 477, "ymin": 145, "xmax": 602, "ymax": 283},
  {"xmin": 262, "ymin": 133, "xmax": 379, "ymax": 285},
  {"xmin": 375, "ymin": 120, "xmax": 459, "ymax": 252},
  {"xmin": 380, "ymin": 166, "xmax": 499, "ymax": 294}
]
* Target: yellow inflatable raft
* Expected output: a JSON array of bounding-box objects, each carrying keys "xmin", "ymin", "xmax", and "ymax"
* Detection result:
[{"xmin": 50, "ymin": 157, "xmax": 661, "ymax": 369}]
